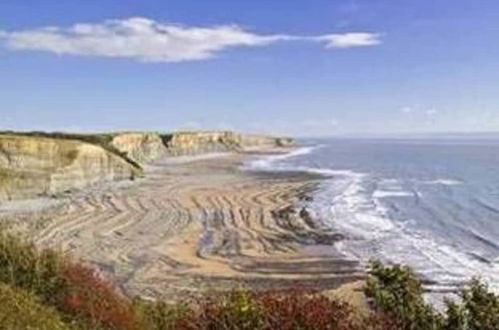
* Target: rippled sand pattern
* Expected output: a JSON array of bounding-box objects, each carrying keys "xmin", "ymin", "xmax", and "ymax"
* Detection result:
[{"xmin": 7, "ymin": 154, "xmax": 363, "ymax": 299}]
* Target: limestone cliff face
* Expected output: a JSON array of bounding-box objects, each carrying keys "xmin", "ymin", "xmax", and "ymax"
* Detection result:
[
  {"xmin": 0, "ymin": 135, "xmax": 140, "ymax": 201},
  {"xmin": 108, "ymin": 131, "xmax": 293, "ymax": 159},
  {"xmin": 162, "ymin": 131, "xmax": 293, "ymax": 155},
  {"xmin": 110, "ymin": 133, "xmax": 167, "ymax": 164},
  {"xmin": 0, "ymin": 131, "xmax": 293, "ymax": 201}
]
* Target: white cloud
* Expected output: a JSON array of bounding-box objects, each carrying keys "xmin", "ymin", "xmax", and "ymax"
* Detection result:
[
  {"xmin": 317, "ymin": 33, "xmax": 382, "ymax": 49},
  {"xmin": 401, "ymin": 106, "xmax": 413, "ymax": 114},
  {"xmin": 400, "ymin": 105, "xmax": 438, "ymax": 116},
  {"xmin": 425, "ymin": 108, "xmax": 438, "ymax": 116},
  {"xmin": 0, "ymin": 17, "xmax": 381, "ymax": 62}
]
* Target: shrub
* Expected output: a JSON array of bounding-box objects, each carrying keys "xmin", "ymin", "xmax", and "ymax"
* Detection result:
[
  {"xmin": 443, "ymin": 299, "xmax": 467, "ymax": 330},
  {"xmin": 133, "ymin": 298, "xmax": 191, "ymax": 330},
  {"xmin": 364, "ymin": 261, "xmax": 499, "ymax": 330},
  {"xmin": 358, "ymin": 312, "xmax": 402, "ymax": 330},
  {"xmin": 364, "ymin": 260, "xmax": 443, "ymax": 330},
  {"xmin": 0, "ymin": 282, "xmax": 68, "ymax": 330},
  {"xmin": 256, "ymin": 289, "xmax": 358, "ymax": 330},
  {"xmin": 0, "ymin": 231, "xmax": 66, "ymax": 302},
  {"xmin": 176, "ymin": 288, "xmax": 375, "ymax": 330},
  {"xmin": 1, "ymin": 229, "xmax": 499, "ymax": 330},
  {"xmin": 457, "ymin": 278, "xmax": 499, "ymax": 330},
  {"xmin": 0, "ymin": 232, "xmax": 137, "ymax": 329},
  {"xmin": 181, "ymin": 289, "xmax": 264, "ymax": 330},
  {"xmin": 58, "ymin": 262, "xmax": 137, "ymax": 330}
]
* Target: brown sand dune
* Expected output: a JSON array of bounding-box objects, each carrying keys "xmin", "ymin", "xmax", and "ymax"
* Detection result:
[{"xmin": 1, "ymin": 152, "xmax": 363, "ymax": 300}]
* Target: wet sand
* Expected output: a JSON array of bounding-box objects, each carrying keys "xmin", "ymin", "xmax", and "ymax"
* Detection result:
[{"xmin": 0, "ymin": 151, "xmax": 364, "ymax": 301}]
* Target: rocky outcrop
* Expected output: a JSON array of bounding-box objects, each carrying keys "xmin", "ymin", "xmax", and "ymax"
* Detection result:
[{"xmin": 0, "ymin": 135, "xmax": 141, "ymax": 201}]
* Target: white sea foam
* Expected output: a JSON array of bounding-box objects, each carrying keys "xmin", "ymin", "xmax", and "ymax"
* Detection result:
[
  {"xmin": 324, "ymin": 170, "xmax": 395, "ymax": 238},
  {"xmin": 248, "ymin": 145, "xmax": 319, "ymax": 170},
  {"xmin": 422, "ymin": 179, "xmax": 462, "ymax": 186},
  {"xmin": 247, "ymin": 141, "xmax": 499, "ymax": 298},
  {"xmin": 309, "ymin": 168, "xmax": 499, "ymax": 298},
  {"xmin": 373, "ymin": 190, "xmax": 413, "ymax": 198}
]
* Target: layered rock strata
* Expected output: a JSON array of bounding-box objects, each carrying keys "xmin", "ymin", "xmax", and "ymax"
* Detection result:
[
  {"xmin": 0, "ymin": 135, "xmax": 140, "ymax": 201},
  {"xmin": 0, "ymin": 131, "xmax": 293, "ymax": 201}
]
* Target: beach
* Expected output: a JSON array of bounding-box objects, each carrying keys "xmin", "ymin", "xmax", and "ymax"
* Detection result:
[{"xmin": 0, "ymin": 149, "xmax": 364, "ymax": 301}]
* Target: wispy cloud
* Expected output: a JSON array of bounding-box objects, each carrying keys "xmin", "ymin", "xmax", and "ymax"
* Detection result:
[
  {"xmin": 0, "ymin": 17, "xmax": 382, "ymax": 62},
  {"xmin": 401, "ymin": 106, "xmax": 414, "ymax": 114},
  {"xmin": 316, "ymin": 33, "xmax": 381, "ymax": 48},
  {"xmin": 425, "ymin": 108, "xmax": 438, "ymax": 116},
  {"xmin": 400, "ymin": 105, "xmax": 438, "ymax": 116},
  {"xmin": 399, "ymin": 105, "xmax": 439, "ymax": 127}
]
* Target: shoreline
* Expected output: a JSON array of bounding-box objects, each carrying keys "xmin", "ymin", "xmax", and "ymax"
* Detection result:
[{"xmin": 0, "ymin": 148, "xmax": 365, "ymax": 303}]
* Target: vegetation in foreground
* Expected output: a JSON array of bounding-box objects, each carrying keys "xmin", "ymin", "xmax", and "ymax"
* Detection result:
[{"xmin": 0, "ymin": 231, "xmax": 497, "ymax": 329}]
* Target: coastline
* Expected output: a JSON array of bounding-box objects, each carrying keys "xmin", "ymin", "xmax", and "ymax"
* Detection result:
[{"xmin": 0, "ymin": 148, "xmax": 364, "ymax": 303}]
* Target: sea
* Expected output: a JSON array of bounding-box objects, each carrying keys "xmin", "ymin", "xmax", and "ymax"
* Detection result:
[{"xmin": 248, "ymin": 137, "xmax": 499, "ymax": 296}]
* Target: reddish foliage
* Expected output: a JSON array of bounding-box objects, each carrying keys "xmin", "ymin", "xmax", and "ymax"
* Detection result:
[
  {"xmin": 175, "ymin": 289, "xmax": 372, "ymax": 330},
  {"xmin": 58, "ymin": 263, "xmax": 137, "ymax": 330},
  {"xmin": 257, "ymin": 289, "xmax": 358, "ymax": 330},
  {"xmin": 359, "ymin": 312, "xmax": 402, "ymax": 330}
]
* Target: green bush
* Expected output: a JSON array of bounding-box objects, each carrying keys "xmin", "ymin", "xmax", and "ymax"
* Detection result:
[
  {"xmin": 0, "ymin": 232, "xmax": 66, "ymax": 303},
  {"xmin": 0, "ymin": 283, "xmax": 68, "ymax": 330},
  {"xmin": 456, "ymin": 279, "xmax": 499, "ymax": 330},
  {"xmin": 186, "ymin": 289, "xmax": 265, "ymax": 329},
  {"xmin": 443, "ymin": 299, "xmax": 467, "ymax": 330},
  {"xmin": 364, "ymin": 261, "xmax": 499, "ymax": 330},
  {"xmin": 133, "ymin": 299, "xmax": 190, "ymax": 330},
  {"xmin": 364, "ymin": 260, "xmax": 443, "ymax": 329}
]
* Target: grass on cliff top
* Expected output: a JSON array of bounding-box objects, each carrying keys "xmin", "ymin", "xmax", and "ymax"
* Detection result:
[{"xmin": 0, "ymin": 228, "xmax": 498, "ymax": 329}]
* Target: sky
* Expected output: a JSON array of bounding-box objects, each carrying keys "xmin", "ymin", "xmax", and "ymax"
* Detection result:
[{"xmin": 1, "ymin": 0, "xmax": 499, "ymax": 137}]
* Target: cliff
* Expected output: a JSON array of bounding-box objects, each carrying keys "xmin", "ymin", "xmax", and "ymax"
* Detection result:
[
  {"xmin": 110, "ymin": 133, "xmax": 167, "ymax": 164},
  {"xmin": 0, "ymin": 135, "xmax": 141, "ymax": 201},
  {"xmin": 0, "ymin": 131, "xmax": 293, "ymax": 201},
  {"xmin": 108, "ymin": 131, "xmax": 293, "ymax": 160},
  {"xmin": 161, "ymin": 131, "xmax": 293, "ymax": 155}
]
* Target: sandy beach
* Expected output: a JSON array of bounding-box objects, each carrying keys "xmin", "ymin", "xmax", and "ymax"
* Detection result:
[{"xmin": 0, "ymin": 150, "xmax": 364, "ymax": 301}]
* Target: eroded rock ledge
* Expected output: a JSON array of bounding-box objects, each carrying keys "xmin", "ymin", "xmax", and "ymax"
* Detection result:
[{"xmin": 0, "ymin": 131, "xmax": 293, "ymax": 201}]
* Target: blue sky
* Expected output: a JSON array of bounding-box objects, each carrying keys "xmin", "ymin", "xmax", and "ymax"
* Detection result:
[{"xmin": 1, "ymin": 0, "xmax": 498, "ymax": 136}]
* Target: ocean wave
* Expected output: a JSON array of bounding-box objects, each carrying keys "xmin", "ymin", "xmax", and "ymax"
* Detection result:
[
  {"xmin": 321, "ymin": 171, "xmax": 397, "ymax": 238},
  {"xmin": 309, "ymin": 168, "xmax": 499, "ymax": 297},
  {"xmin": 373, "ymin": 190, "xmax": 413, "ymax": 198},
  {"xmin": 247, "ymin": 145, "xmax": 319, "ymax": 170},
  {"xmin": 246, "ymin": 141, "xmax": 499, "ymax": 297},
  {"xmin": 421, "ymin": 179, "xmax": 462, "ymax": 186}
]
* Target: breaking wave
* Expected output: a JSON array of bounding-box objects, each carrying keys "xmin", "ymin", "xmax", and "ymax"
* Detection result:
[{"xmin": 245, "ymin": 140, "xmax": 499, "ymax": 299}]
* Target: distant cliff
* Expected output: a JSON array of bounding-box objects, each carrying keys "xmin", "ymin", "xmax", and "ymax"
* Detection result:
[
  {"xmin": 161, "ymin": 131, "xmax": 293, "ymax": 156},
  {"xmin": 107, "ymin": 131, "xmax": 293, "ymax": 162},
  {"xmin": 0, "ymin": 131, "xmax": 293, "ymax": 201}
]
